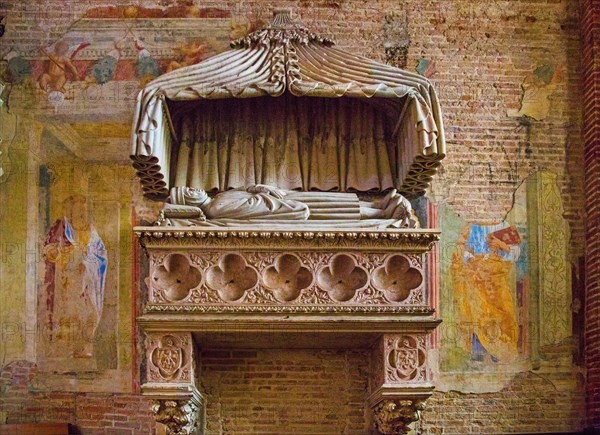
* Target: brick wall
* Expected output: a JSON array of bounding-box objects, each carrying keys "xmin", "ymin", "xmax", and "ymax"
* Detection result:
[
  {"xmin": 0, "ymin": 0, "xmax": 589, "ymax": 433},
  {"xmin": 581, "ymin": 0, "xmax": 600, "ymax": 429},
  {"xmin": 0, "ymin": 361, "xmax": 155, "ymax": 434},
  {"xmin": 422, "ymin": 372, "xmax": 585, "ymax": 434},
  {"xmin": 200, "ymin": 349, "xmax": 370, "ymax": 434},
  {"xmin": 0, "ymin": 357, "xmax": 586, "ymax": 434},
  {"xmin": 199, "ymin": 349, "xmax": 585, "ymax": 434}
]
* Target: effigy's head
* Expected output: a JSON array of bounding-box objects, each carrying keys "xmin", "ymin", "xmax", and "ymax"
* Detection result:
[{"xmin": 169, "ymin": 186, "xmax": 209, "ymax": 207}]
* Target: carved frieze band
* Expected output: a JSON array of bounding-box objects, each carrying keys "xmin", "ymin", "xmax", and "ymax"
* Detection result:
[
  {"xmin": 135, "ymin": 228, "xmax": 439, "ymax": 252},
  {"xmin": 145, "ymin": 251, "xmax": 427, "ymax": 310},
  {"xmin": 144, "ymin": 304, "xmax": 435, "ymax": 314},
  {"xmin": 146, "ymin": 332, "xmax": 194, "ymax": 384}
]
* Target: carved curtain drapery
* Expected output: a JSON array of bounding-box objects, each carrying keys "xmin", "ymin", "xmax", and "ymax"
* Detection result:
[
  {"xmin": 172, "ymin": 95, "xmax": 405, "ymax": 193},
  {"xmin": 131, "ymin": 11, "xmax": 446, "ymax": 200}
]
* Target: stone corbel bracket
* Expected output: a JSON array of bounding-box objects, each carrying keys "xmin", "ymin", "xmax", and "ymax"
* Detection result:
[
  {"xmin": 368, "ymin": 334, "xmax": 433, "ymax": 435},
  {"xmin": 145, "ymin": 384, "xmax": 205, "ymax": 435},
  {"xmin": 142, "ymin": 331, "xmax": 206, "ymax": 435},
  {"xmin": 370, "ymin": 394, "xmax": 429, "ymax": 435}
]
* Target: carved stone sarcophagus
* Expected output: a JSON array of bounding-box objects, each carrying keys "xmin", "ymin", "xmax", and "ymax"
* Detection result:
[
  {"xmin": 136, "ymin": 228, "xmax": 439, "ymax": 434},
  {"xmin": 131, "ymin": 9, "xmax": 445, "ymax": 435}
]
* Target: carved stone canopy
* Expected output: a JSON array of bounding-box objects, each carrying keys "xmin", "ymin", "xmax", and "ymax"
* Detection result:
[{"xmin": 131, "ymin": 9, "xmax": 446, "ymax": 201}]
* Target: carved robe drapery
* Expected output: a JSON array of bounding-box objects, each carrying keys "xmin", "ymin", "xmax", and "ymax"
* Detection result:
[
  {"xmin": 202, "ymin": 189, "xmax": 360, "ymax": 221},
  {"xmin": 172, "ymin": 96, "xmax": 396, "ymax": 193}
]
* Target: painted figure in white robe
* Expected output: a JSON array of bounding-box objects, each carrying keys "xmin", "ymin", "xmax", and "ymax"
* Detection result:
[{"xmin": 41, "ymin": 195, "xmax": 107, "ymax": 359}]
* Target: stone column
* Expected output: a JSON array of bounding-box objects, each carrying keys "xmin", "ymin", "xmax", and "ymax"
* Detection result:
[
  {"xmin": 368, "ymin": 333, "xmax": 433, "ymax": 435},
  {"xmin": 142, "ymin": 332, "xmax": 205, "ymax": 435}
]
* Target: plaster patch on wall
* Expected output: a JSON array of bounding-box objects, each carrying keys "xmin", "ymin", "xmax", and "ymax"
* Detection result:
[
  {"xmin": 382, "ymin": 12, "xmax": 410, "ymax": 68},
  {"xmin": 507, "ymin": 64, "xmax": 563, "ymax": 121}
]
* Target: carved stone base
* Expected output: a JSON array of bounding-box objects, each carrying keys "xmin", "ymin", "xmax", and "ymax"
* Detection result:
[
  {"xmin": 372, "ymin": 399, "xmax": 425, "ymax": 435},
  {"xmin": 136, "ymin": 230, "xmax": 440, "ymax": 433},
  {"xmin": 152, "ymin": 398, "xmax": 201, "ymax": 435},
  {"xmin": 144, "ymin": 385, "xmax": 205, "ymax": 435}
]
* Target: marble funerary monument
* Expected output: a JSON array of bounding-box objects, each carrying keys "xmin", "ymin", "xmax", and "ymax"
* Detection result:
[{"xmin": 131, "ymin": 9, "xmax": 445, "ymax": 434}]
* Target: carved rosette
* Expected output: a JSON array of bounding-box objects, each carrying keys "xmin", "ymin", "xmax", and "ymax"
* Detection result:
[
  {"xmin": 152, "ymin": 398, "xmax": 201, "ymax": 435},
  {"xmin": 373, "ymin": 399, "xmax": 426, "ymax": 435},
  {"xmin": 146, "ymin": 333, "xmax": 194, "ymax": 384}
]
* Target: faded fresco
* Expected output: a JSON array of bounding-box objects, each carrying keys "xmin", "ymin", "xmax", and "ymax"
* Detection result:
[
  {"xmin": 0, "ymin": 5, "xmax": 239, "ymax": 378},
  {"xmin": 0, "ymin": 4, "xmax": 583, "ymax": 431},
  {"xmin": 439, "ymin": 171, "xmax": 573, "ymax": 386},
  {"xmin": 507, "ymin": 63, "xmax": 563, "ymax": 121},
  {"xmin": 450, "ymin": 222, "xmax": 526, "ymax": 366},
  {"xmin": 440, "ymin": 179, "xmax": 531, "ymax": 374},
  {"xmin": 39, "ymin": 194, "xmax": 107, "ymax": 366},
  {"xmin": 1, "ymin": 3, "xmax": 239, "ymax": 113}
]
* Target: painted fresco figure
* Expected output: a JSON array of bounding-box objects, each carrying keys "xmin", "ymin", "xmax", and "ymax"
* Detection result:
[
  {"xmin": 4, "ymin": 48, "xmax": 32, "ymax": 85},
  {"xmin": 166, "ymin": 41, "xmax": 205, "ymax": 73},
  {"xmin": 38, "ymin": 41, "xmax": 82, "ymax": 93},
  {"xmin": 41, "ymin": 195, "xmax": 107, "ymax": 359},
  {"xmin": 135, "ymin": 39, "xmax": 161, "ymax": 87},
  {"xmin": 451, "ymin": 222, "xmax": 522, "ymax": 365}
]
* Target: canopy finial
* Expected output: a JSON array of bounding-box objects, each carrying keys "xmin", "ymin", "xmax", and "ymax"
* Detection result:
[
  {"xmin": 271, "ymin": 8, "xmax": 294, "ymax": 27},
  {"xmin": 230, "ymin": 7, "xmax": 335, "ymax": 48}
]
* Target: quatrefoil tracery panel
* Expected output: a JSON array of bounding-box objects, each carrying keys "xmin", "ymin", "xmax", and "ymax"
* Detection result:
[
  {"xmin": 372, "ymin": 254, "xmax": 423, "ymax": 302},
  {"xmin": 151, "ymin": 253, "xmax": 203, "ymax": 302},
  {"xmin": 205, "ymin": 253, "xmax": 259, "ymax": 302},
  {"xmin": 262, "ymin": 253, "xmax": 313, "ymax": 302},
  {"xmin": 148, "ymin": 251, "xmax": 425, "ymax": 306}
]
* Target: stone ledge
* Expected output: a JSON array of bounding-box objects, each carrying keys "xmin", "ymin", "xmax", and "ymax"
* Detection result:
[
  {"xmin": 137, "ymin": 315, "xmax": 441, "ymax": 334},
  {"xmin": 134, "ymin": 226, "xmax": 440, "ymax": 252}
]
